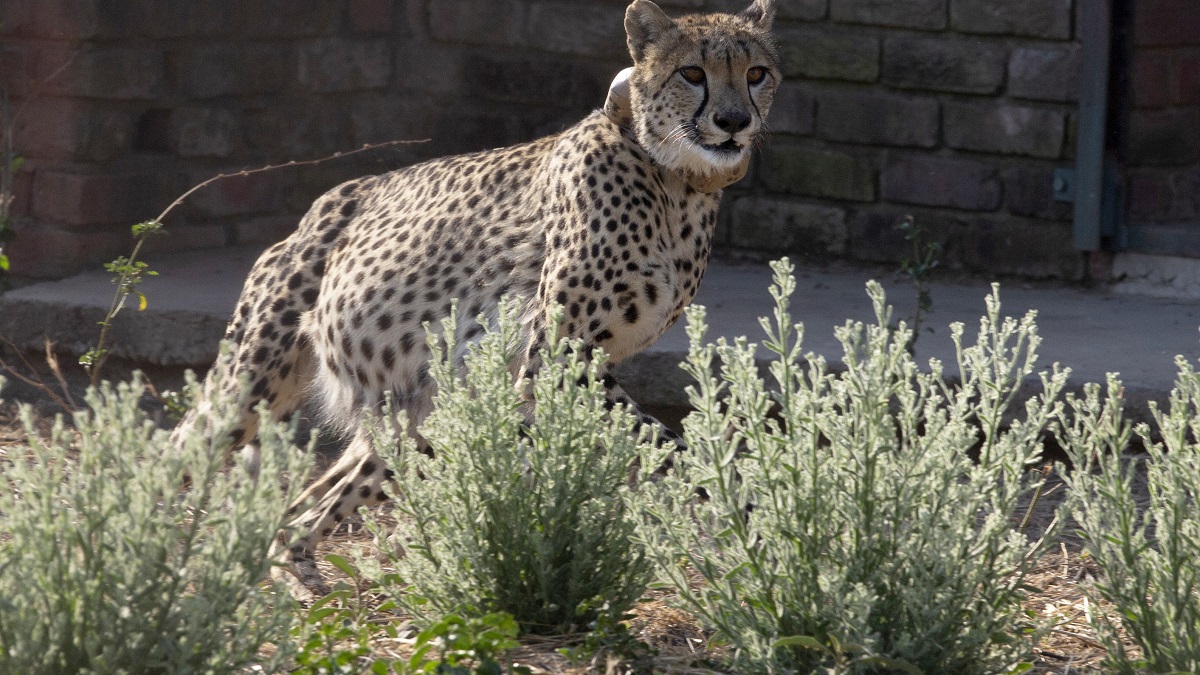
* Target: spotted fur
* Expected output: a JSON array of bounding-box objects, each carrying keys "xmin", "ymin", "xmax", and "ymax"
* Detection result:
[{"xmin": 171, "ymin": 0, "xmax": 780, "ymax": 594}]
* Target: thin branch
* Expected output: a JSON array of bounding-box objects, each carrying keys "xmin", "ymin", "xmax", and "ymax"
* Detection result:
[
  {"xmin": 84, "ymin": 137, "xmax": 428, "ymax": 386},
  {"xmin": 151, "ymin": 139, "xmax": 427, "ymax": 226},
  {"xmin": 0, "ymin": 337, "xmax": 76, "ymax": 412},
  {"xmin": 43, "ymin": 337, "xmax": 79, "ymax": 409}
]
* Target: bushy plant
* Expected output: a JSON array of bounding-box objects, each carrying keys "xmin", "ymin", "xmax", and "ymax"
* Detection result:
[
  {"xmin": 1060, "ymin": 366, "xmax": 1200, "ymax": 673},
  {"xmin": 363, "ymin": 300, "xmax": 655, "ymax": 635},
  {"xmin": 635, "ymin": 259, "xmax": 1065, "ymax": 674},
  {"xmin": 293, "ymin": 552, "xmax": 528, "ymax": 675},
  {"xmin": 0, "ymin": 361, "xmax": 312, "ymax": 674},
  {"xmin": 292, "ymin": 554, "xmax": 405, "ymax": 675}
]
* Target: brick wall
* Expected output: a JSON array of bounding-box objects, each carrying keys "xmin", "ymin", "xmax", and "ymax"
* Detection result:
[
  {"xmin": 1124, "ymin": 0, "xmax": 1200, "ymax": 255},
  {"xmin": 0, "ymin": 0, "xmax": 1166, "ymax": 280},
  {"xmin": 0, "ymin": 0, "xmax": 627, "ymax": 278},
  {"xmin": 727, "ymin": 0, "xmax": 1083, "ymax": 277}
]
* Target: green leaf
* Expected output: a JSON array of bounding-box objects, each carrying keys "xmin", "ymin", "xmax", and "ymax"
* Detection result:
[
  {"xmin": 325, "ymin": 553, "xmax": 358, "ymax": 578},
  {"xmin": 0, "ymin": 253, "xmax": 8, "ymax": 272},
  {"xmin": 10, "ymin": 155, "xmax": 23, "ymax": 172},
  {"xmin": 474, "ymin": 661, "xmax": 502, "ymax": 675},
  {"xmin": 858, "ymin": 655, "xmax": 924, "ymax": 675},
  {"xmin": 306, "ymin": 606, "xmax": 341, "ymax": 623},
  {"xmin": 773, "ymin": 635, "xmax": 826, "ymax": 651},
  {"xmin": 131, "ymin": 220, "xmax": 165, "ymax": 238}
]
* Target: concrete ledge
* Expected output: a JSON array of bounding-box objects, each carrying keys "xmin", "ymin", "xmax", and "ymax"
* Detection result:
[
  {"xmin": 0, "ymin": 247, "xmax": 260, "ymax": 367},
  {"xmin": 1112, "ymin": 252, "xmax": 1200, "ymax": 300},
  {"xmin": 3, "ymin": 246, "xmax": 1199, "ymax": 429}
]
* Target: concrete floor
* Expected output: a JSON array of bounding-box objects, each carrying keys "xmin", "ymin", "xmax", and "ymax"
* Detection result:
[{"xmin": 3, "ymin": 245, "xmax": 1198, "ymax": 424}]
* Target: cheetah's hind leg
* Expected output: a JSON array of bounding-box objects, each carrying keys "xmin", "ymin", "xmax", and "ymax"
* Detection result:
[{"xmin": 271, "ymin": 427, "xmax": 395, "ymax": 598}]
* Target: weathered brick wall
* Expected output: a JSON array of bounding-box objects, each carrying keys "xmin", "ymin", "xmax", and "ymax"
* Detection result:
[
  {"xmin": 729, "ymin": 0, "xmax": 1083, "ymax": 277},
  {"xmin": 1124, "ymin": 0, "xmax": 1200, "ymax": 255},
  {"xmin": 0, "ymin": 0, "xmax": 1168, "ymax": 281},
  {"xmin": 0, "ymin": 0, "xmax": 629, "ymax": 278}
]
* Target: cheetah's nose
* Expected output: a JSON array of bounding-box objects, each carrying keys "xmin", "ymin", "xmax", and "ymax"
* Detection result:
[{"xmin": 712, "ymin": 109, "xmax": 751, "ymax": 133}]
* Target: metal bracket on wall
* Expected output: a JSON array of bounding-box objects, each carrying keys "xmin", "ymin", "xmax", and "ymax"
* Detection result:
[{"xmin": 1053, "ymin": 168, "xmax": 1076, "ymax": 202}]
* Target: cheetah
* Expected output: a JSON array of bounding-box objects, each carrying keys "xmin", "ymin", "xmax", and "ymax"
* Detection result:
[{"xmin": 173, "ymin": 0, "xmax": 780, "ymax": 593}]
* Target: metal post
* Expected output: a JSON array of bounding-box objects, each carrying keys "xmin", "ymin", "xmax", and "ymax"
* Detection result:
[{"xmin": 1074, "ymin": 0, "xmax": 1114, "ymax": 251}]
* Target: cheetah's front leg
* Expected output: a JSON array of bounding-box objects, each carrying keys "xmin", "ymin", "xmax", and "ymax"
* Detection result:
[{"xmin": 517, "ymin": 324, "xmax": 686, "ymax": 453}]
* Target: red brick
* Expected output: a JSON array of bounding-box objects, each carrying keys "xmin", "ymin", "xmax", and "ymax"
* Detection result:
[
  {"xmin": 350, "ymin": 0, "xmax": 394, "ymax": 34},
  {"xmin": 144, "ymin": 4, "xmax": 236, "ymax": 38},
  {"xmin": 778, "ymin": 0, "xmax": 826, "ymax": 20},
  {"xmin": 0, "ymin": 0, "xmax": 33, "ymax": 36},
  {"xmin": 1128, "ymin": 108, "xmax": 1200, "ymax": 166},
  {"xmin": 32, "ymin": 170, "xmax": 162, "ymax": 227},
  {"xmin": 4, "ymin": 221, "xmax": 125, "ymax": 279},
  {"xmin": 849, "ymin": 209, "xmax": 1077, "ymax": 277},
  {"xmin": 463, "ymin": 53, "xmax": 608, "ymax": 108},
  {"xmin": 1164, "ymin": 168, "xmax": 1200, "ymax": 220},
  {"xmin": 8, "ymin": 170, "xmax": 33, "ymax": 217},
  {"xmin": 1134, "ymin": 0, "xmax": 1200, "ymax": 47},
  {"xmin": 31, "ymin": 0, "xmax": 143, "ymax": 40},
  {"xmin": 1128, "ymin": 173, "xmax": 1165, "ymax": 219},
  {"xmin": 429, "ymin": 0, "xmax": 525, "ymax": 47},
  {"xmin": 951, "ymin": 0, "xmax": 1071, "ymax": 39},
  {"xmin": 1174, "ymin": 53, "xmax": 1200, "ymax": 105},
  {"xmin": 40, "ymin": 48, "xmax": 165, "ymax": 100},
  {"xmin": 882, "ymin": 154, "xmax": 1002, "ymax": 211},
  {"xmin": 1003, "ymin": 166, "xmax": 1072, "ymax": 220},
  {"xmin": 882, "ymin": 36, "xmax": 1006, "ymax": 94},
  {"xmin": 188, "ymin": 170, "xmax": 287, "ymax": 218},
  {"xmin": 730, "ymin": 196, "xmax": 847, "ymax": 255},
  {"xmin": 298, "ymin": 39, "xmax": 392, "ymax": 93},
  {"xmin": 242, "ymin": 100, "xmax": 352, "ymax": 158},
  {"xmin": 1008, "ymin": 44, "xmax": 1080, "ymax": 102},
  {"xmin": 944, "ymin": 101, "xmax": 1066, "ymax": 159},
  {"xmin": 767, "ymin": 82, "xmax": 815, "ymax": 136},
  {"xmin": 523, "ymin": 2, "xmax": 626, "ymax": 58},
  {"xmin": 0, "ymin": 43, "xmax": 29, "ymax": 97},
  {"xmin": 832, "ymin": 0, "xmax": 945, "ymax": 30},
  {"xmin": 817, "ymin": 90, "xmax": 939, "ymax": 147},
  {"xmin": 178, "ymin": 44, "xmax": 291, "ymax": 99},
  {"xmin": 239, "ymin": 0, "xmax": 341, "ymax": 38},
  {"xmin": 140, "ymin": 224, "xmax": 227, "ymax": 256},
  {"xmin": 350, "ymin": 96, "xmax": 434, "ymax": 146},
  {"xmin": 170, "ymin": 108, "xmax": 237, "ymax": 158},
  {"xmin": 779, "ymin": 27, "xmax": 879, "ymax": 81},
  {"xmin": 235, "ymin": 215, "xmax": 300, "ymax": 246},
  {"xmin": 1132, "ymin": 51, "xmax": 1173, "ymax": 108},
  {"xmin": 13, "ymin": 99, "xmax": 134, "ymax": 162}
]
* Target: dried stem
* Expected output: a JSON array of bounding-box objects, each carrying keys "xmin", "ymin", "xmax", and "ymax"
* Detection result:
[{"xmin": 0, "ymin": 337, "xmax": 77, "ymax": 412}]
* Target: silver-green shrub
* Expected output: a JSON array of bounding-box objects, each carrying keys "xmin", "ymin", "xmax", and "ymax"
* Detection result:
[
  {"xmin": 1060, "ymin": 367, "xmax": 1200, "ymax": 673},
  {"xmin": 635, "ymin": 259, "xmax": 1065, "ymax": 674},
  {"xmin": 363, "ymin": 300, "xmax": 655, "ymax": 634},
  {"xmin": 0, "ymin": 364, "xmax": 311, "ymax": 675}
]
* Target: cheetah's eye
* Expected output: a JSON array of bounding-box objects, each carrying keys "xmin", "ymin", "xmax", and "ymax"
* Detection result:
[
  {"xmin": 679, "ymin": 66, "xmax": 706, "ymax": 85},
  {"xmin": 747, "ymin": 66, "xmax": 768, "ymax": 85}
]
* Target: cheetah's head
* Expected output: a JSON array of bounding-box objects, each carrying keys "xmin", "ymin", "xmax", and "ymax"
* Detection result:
[{"xmin": 624, "ymin": 0, "xmax": 779, "ymax": 181}]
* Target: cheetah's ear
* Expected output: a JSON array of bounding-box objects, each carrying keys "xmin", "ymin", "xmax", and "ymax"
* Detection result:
[
  {"xmin": 625, "ymin": 0, "xmax": 675, "ymax": 63},
  {"xmin": 739, "ymin": 0, "xmax": 776, "ymax": 30}
]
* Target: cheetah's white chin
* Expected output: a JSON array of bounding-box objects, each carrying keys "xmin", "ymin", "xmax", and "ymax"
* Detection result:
[{"xmin": 666, "ymin": 141, "xmax": 750, "ymax": 178}]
